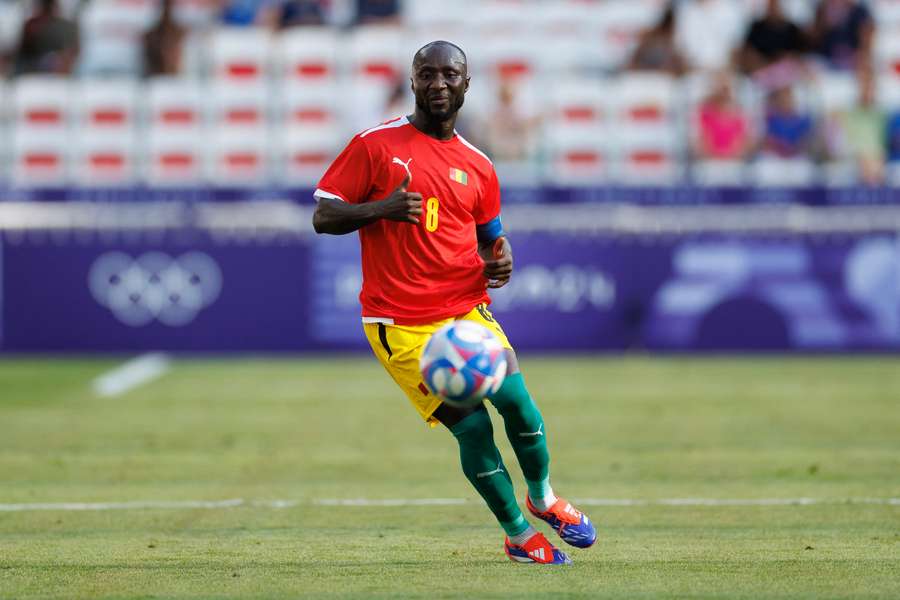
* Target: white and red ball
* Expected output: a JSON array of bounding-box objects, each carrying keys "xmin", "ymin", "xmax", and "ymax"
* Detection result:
[{"xmin": 419, "ymin": 320, "xmax": 508, "ymax": 407}]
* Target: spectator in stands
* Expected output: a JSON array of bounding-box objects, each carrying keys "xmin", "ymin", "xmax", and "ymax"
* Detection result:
[
  {"xmin": 887, "ymin": 113, "xmax": 900, "ymax": 165},
  {"xmin": 12, "ymin": 0, "xmax": 78, "ymax": 76},
  {"xmin": 739, "ymin": 0, "xmax": 809, "ymax": 87},
  {"xmin": 694, "ymin": 73, "xmax": 752, "ymax": 160},
  {"xmin": 219, "ymin": 0, "xmax": 280, "ymax": 28},
  {"xmin": 280, "ymin": 0, "xmax": 326, "ymax": 28},
  {"xmin": 828, "ymin": 68, "xmax": 886, "ymax": 184},
  {"xmin": 626, "ymin": 2, "xmax": 687, "ymax": 76},
  {"xmin": 483, "ymin": 79, "xmax": 540, "ymax": 163},
  {"xmin": 143, "ymin": 0, "xmax": 186, "ymax": 77},
  {"xmin": 675, "ymin": 0, "xmax": 747, "ymax": 71},
  {"xmin": 355, "ymin": 0, "xmax": 400, "ymax": 25},
  {"xmin": 762, "ymin": 86, "xmax": 818, "ymax": 158},
  {"xmin": 809, "ymin": 0, "xmax": 874, "ymax": 71}
]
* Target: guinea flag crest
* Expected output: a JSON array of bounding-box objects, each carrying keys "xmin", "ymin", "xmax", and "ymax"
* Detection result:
[{"xmin": 449, "ymin": 167, "xmax": 468, "ymax": 186}]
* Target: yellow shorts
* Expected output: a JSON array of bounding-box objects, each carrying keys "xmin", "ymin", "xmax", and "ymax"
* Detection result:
[{"xmin": 363, "ymin": 303, "xmax": 512, "ymax": 427}]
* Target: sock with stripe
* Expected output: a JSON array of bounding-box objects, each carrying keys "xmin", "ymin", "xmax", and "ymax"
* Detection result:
[
  {"xmin": 449, "ymin": 406, "xmax": 530, "ymax": 538},
  {"xmin": 488, "ymin": 372, "xmax": 558, "ymax": 512}
]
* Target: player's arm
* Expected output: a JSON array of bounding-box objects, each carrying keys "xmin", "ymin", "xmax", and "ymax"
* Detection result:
[
  {"xmin": 312, "ymin": 175, "xmax": 423, "ymax": 235},
  {"xmin": 477, "ymin": 218, "xmax": 512, "ymax": 289}
]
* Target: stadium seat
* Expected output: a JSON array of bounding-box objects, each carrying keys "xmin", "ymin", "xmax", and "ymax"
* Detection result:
[
  {"xmin": 11, "ymin": 129, "xmax": 70, "ymax": 186},
  {"xmin": 610, "ymin": 73, "xmax": 680, "ymax": 133},
  {"xmin": 72, "ymin": 129, "xmax": 137, "ymax": 186},
  {"xmin": 209, "ymin": 82, "xmax": 268, "ymax": 129},
  {"xmin": 208, "ymin": 127, "xmax": 269, "ymax": 186},
  {"xmin": 277, "ymin": 82, "xmax": 342, "ymax": 129},
  {"xmin": 404, "ymin": 0, "xmax": 471, "ymax": 28},
  {"xmin": 752, "ymin": 156, "xmax": 818, "ymax": 187},
  {"xmin": 75, "ymin": 80, "xmax": 139, "ymax": 133},
  {"xmin": 11, "ymin": 76, "xmax": 72, "ymax": 132},
  {"xmin": 595, "ymin": 0, "xmax": 662, "ymax": 72},
  {"xmin": 347, "ymin": 25, "xmax": 404, "ymax": 83},
  {"xmin": 544, "ymin": 126, "xmax": 610, "ymax": 185},
  {"xmin": 209, "ymin": 27, "xmax": 273, "ymax": 83},
  {"xmin": 817, "ymin": 73, "xmax": 858, "ymax": 113},
  {"xmin": 146, "ymin": 77, "xmax": 205, "ymax": 131},
  {"xmin": 692, "ymin": 160, "xmax": 747, "ymax": 186},
  {"xmin": 276, "ymin": 27, "xmax": 340, "ymax": 84},
  {"xmin": 145, "ymin": 129, "xmax": 204, "ymax": 186},
  {"xmin": 875, "ymin": 27, "xmax": 900, "ymax": 80},
  {"xmin": 278, "ymin": 125, "xmax": 341, "ymax": 185},
  {"xmin": 874, "ymin": 0, "xmax": 900, "ymax": 26},
  {"xmin": 615, "ymin": 128, "xmax": 684, "ymax": 186},
  {"xmin": 546, "ymin": 80, "xmax": 608, "ymax": 129}
]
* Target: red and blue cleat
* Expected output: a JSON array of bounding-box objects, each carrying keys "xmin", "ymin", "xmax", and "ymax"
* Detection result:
[
  {"xmin": 526, "ymin": 496, "xmax": 597, "ymax": 548},
  {"xmin": 504, "ymin": 531, "xmax": 572, "ymax": 565}
]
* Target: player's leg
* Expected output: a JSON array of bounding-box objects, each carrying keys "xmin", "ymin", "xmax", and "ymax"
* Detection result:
[
  {"xmin": 362, "ymin": 321, "xmax": 570, "ymax": 564},
  {"xmin": 461, "ymin": 305, "xmax": 597, "ymax": 549},
  {"xmin": 432, "ymin": 401, "xmax": 570, "ymax": 565}
]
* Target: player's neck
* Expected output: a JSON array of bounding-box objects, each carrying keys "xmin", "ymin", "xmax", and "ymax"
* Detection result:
[{"xmin": 408, "ymin": 111, "xmax": 457, "ymax": 141}]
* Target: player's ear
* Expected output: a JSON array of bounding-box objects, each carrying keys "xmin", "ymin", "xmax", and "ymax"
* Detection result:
[{"xmin": 464, "ymin": 75, "xmax": 470, "ymax": 92}]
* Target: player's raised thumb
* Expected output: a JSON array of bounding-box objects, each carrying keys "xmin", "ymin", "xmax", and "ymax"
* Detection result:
[
  {"xmin": 394, "ymin": 174, "xmax": 410, "ymax": 193},
  {"xmin": 492, "ymin": 237, "xmax": 505, "ymax": 258}
]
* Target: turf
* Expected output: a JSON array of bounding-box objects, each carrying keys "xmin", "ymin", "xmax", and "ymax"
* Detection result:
[{"xmin": 0, "ymin": 356, "xmax": 898, "ymax": 599}]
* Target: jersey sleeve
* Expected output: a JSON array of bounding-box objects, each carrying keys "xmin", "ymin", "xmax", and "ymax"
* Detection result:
[
  {"xmin": 472, "ymin": 167, "xmax": 501, "ymax": 226},
  {"xmin": 314, "ymin": 135, "xmax": 372, "ymax": 204}
]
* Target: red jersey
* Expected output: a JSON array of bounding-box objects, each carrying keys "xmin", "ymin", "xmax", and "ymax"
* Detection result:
[{"xmin": 315, "ymin": 116, "xmax": 502, "ymax": 325}]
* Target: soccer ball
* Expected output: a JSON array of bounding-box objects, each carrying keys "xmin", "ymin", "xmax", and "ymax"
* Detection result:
[{"xmin": 419, "ymin": 321, "xmax": 508, "ymax": 407}]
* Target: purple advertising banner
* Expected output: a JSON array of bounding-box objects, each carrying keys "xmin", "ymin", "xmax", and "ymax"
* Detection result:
[
  {"xmin": 1, "ymin": 231, "xmax": 898, "ymax": 352},
  {"xmin": 1, "ymin": 232, "xmax": 310, "ymax": 351}
]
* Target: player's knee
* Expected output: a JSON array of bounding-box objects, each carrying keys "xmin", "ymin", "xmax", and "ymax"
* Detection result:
[{"xmin": 447, "ymin": 404, "xmax": 493, "ymax": 440}]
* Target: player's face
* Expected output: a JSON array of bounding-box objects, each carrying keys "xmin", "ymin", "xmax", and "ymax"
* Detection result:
[{"xmin": 411, "ymin": 48, "xmax": 468, "ymax": 121}]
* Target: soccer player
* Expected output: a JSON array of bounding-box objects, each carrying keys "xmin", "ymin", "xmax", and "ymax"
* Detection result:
[{"xmin": 312, "ymin": 41, "xmax": 596, "ymax": 564}]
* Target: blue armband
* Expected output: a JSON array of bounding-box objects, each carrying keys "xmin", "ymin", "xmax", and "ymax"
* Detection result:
[{"xmin": 476, "ymin": 216, "xmax": 505, "ymax": 244}]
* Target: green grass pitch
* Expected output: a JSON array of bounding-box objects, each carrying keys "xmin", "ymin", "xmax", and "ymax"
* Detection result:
[{"xmin": 0, "ymin": 356, "xmax": 898, "ymax": 599}]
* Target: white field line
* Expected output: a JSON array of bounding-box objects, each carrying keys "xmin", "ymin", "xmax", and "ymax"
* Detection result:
[
  {"xmin": 0, "ymin": 497, "xmax": 897, "ymax": 512},
  {"xmin": 92, "ymin": 353, "xmax": 171, "ymax": 397}
]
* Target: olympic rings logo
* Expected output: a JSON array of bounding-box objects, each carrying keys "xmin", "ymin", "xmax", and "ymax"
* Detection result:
[{"xmin": 89, "ymin": 251, "xmax": 223, "ymax": 327}]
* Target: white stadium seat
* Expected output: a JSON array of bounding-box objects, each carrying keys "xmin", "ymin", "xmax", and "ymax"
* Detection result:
[
  {"xmin": 279, "ymin": 125, "xmax": 342, "ymax": 185},
  {"xmin": 209, "ymin": 27, "xmax": 273, "ymax": 83},
  {"xmin": 277, "ymin": 82, "xmax": 342, "ymax": 129},
  {"xmin": 208, "ymin": 127, "xmax": 269, "ymax": 186},
  {"xmin": 11, "ymin": 128, "xmax": 70, "ymax": 186},
  {"xmin": 544, "ymin": 125, "xmax": 611, "ymax": 185},
  {"xmin": 209, "ymin": 82, "xmax": 269, "ymax": 129},
  {"xmin": 11, "ymin": 76, "xmax": 72, "ymax": 132},
  {"xmin": 276, "ymin": 27, "xmax": 340, "ymax": 84},
  {"xmin": 75, "ymin": 80, "xmax": 139, "ymax": 132},
  {"xmin": 145, "ymin": 130, "xmax": 205, "ymax": 186},
  {"xmin": 72, "ymin": 129, "xmax": 137, "ymax": 186},
  {"xmin": 146, "ymin": 77, "xmax": 204, "ymax": 130}
]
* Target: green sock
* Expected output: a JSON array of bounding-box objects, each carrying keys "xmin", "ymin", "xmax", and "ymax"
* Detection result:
[
  {"xmin": 488, "ymin": 373, "xmax": 552, "ymax": 503},
  {"xmin": 449, "ymin": 407, "xmax": 529, "ymax": 537}
]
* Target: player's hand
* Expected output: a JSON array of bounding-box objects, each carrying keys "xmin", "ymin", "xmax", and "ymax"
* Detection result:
[
  {"xmin": 377, "ymin": 174, "xmax": 423, "ymax": 224},
  {"xmin": 481, "ymin": 237, "xmax": 513, "ymax": 289}
]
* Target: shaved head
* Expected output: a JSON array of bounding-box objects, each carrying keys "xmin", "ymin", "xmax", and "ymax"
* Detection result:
[{"xmin": 413, "ymin": 40, "xmax": 467, "ymax": 71}]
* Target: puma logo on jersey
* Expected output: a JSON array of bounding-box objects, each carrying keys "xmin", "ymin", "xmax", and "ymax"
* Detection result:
[
  {"xmin": 392, "ymin": 157, "xmax": 413, "ymax": 181},
  {"xmin": 529, "ymin": 547, "xmax": 546, "ymax": 561},
  {"xmin": 518, "ymin": 424, "xmax": 544, "ymax": 438},
  {"xmin": 476, "ymin": 463, "xmax": 504, "ymax": 478}
]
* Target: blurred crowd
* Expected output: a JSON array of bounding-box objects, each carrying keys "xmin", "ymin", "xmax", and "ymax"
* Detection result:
[{"xmin": 1, "ymin": 0, "xmax": 898, "ymax": 187}]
